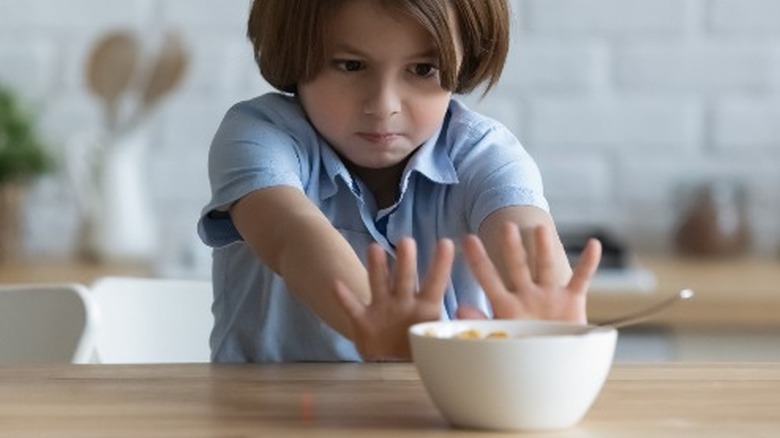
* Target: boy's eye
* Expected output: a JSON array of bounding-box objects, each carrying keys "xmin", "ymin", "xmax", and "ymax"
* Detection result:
[
  {"xmin": 411, "ymin": 63, "xmax": 438, "ymax": 78},
  {"xmin": 335, "ymin": 60, "xmax": 364, "ymax": 72}
]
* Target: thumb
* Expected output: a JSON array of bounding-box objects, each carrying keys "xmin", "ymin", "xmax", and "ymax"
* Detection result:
[{"xmin": 456, "ymin": 305, "xmax": 488, "ymax": 320}]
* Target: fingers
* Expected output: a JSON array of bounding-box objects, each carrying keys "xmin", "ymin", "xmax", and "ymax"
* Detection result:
[
  {"xmin": 567, "ymin": 238, "xmax": 602, "ymax": 295},
  {"xmin": 366, "ymin": 237, "xmax": 451, "ymax": 304},
  {"xmin": 463, "ymin": 234, "xmax": 507, "ymax": 303},
  {"xmin": 393, "ymin": 238, "xmax": 418, "ymax": 297},
  {"xmin": 419, "ymin": 238, "xmax": 455, "ymax": 304},
  {"xmin": 455, "ymin": 305, "xmax": 488, "ymax": 320},
  {"xmin": 532, "ymin": 225, "xmax": 557, "ymax": 286},
  {"xmin": 501, "ymin": 222, "xmax": 533, "ymax": 292},
  {"xmin": 366, "ymin": 243, "xmax": 390, "ymax": 300}
]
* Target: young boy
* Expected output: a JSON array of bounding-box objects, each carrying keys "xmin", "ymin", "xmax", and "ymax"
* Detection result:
[{"xmin": 198, "ymin": 0, "xmax": 601, "ymax": 362}]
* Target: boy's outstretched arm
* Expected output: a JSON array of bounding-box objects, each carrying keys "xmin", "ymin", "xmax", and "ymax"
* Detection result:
[
  {"xmin": 230, "ymin": 185, "xmax": 371, "ymax": 340},
  {"xmin": 462, "ymin": 206, "xmax": 602, "ymax": 324}
]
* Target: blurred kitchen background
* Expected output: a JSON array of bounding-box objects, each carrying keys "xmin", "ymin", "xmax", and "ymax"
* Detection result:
[{"xmin": 2, "ymin": 0, "xmax": 780, "ymax": 275}]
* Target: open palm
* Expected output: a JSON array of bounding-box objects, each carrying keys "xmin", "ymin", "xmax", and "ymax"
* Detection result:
[
  {"xmin": 334, "ymin": 238, "xmax": 454, "ymax": 361},
  {"xmin": 461, "ymin": 223, "xmax": 601, "ymax": 324}
]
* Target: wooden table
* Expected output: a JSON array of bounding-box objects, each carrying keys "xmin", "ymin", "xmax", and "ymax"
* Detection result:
[{"xmin": 0, "ymin": 363, "xmax": 778, "ymax": 437}]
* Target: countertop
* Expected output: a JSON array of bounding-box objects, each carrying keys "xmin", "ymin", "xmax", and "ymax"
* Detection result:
[
  {"xmin": 588, "ymin": 255, "xmax": 780, "ymax": 329},
  {"xmin": 0, "ymin": 257, "xmax": 151, "ymax": 285},
  {"xmin": 1, "ymin": 254, "xmax": 779, "ymax": 330}
]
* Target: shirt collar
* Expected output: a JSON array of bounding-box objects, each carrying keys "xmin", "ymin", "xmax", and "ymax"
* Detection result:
[
  {"xmin": 403, "ymin": 118, "xmax": 459, "ymax": 186},
  {"xmin": 319, "ymin": 140, "xmax": 355, "ymax": 200}
]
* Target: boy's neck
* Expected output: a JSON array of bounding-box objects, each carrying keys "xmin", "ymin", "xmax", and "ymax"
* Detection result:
[{"xmin": 346, "ymin": 158, "xmax": 410, "ymax": 210}]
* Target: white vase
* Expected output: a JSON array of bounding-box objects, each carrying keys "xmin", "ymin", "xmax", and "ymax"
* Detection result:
[{"xmin": 70, "ymin": 126, "xmax": 157, "ymax": 263}]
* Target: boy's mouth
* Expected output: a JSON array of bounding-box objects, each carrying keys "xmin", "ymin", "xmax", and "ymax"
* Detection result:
[{"xmin": 358, "ymin": 132, "xmax": 401, "ymax": 145}]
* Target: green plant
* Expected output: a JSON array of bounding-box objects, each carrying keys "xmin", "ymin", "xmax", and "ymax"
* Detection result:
[{"xmin": 0, "ymin": 84, "xmax": 54, "ymax": 184}]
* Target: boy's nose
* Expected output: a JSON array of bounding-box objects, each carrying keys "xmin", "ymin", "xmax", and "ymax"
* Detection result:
[{"xmin": 362, "ymin": 78, "xmax": 401, "ymax": 117}]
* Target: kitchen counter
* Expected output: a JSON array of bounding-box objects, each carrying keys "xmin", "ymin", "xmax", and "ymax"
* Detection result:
[
  {"xmin": 588, "ymin": 255, "xmax": 780, "ymax": 330},
  {"xmin": 1, "ymin": 254, "xmax": 778, "ymax": 330},
  {"xmin": 0, "ymin": 258, "xmax": 152, "ymax": 285},
  {"xmin": 2, "ymin": 254, "xmax": 777, "ymax": 361}
]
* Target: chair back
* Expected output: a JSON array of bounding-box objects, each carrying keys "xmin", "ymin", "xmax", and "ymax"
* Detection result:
[
  {"xmin": 90, "ymin": 276, "xmax": 213, "ymax": 363},
  {"xmin": 0, "ymin": 283, "xmax": 97, "ymax": 364}
]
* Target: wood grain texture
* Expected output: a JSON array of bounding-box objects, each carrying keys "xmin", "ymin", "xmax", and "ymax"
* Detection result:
[{"xmin": 0, "ymin": 363, "xmax": 778, "ymax": 437}]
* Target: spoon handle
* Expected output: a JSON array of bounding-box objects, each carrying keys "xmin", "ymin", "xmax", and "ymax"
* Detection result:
[{"xmin": 597, "ymin": 288, "xmax": 694, "ymax": 329}]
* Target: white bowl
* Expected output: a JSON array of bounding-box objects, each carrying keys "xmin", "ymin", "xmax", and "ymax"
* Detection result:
[{"xmin": 409, "ymin": 319, "xmax": 617, "ymax": 431}]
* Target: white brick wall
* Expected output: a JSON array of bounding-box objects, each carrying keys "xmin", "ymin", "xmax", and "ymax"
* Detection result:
[
  {"xmin": 709, "ymin": 0, "xmax": 780, "ymax": 33},
  {"xmin": 525, "ymin": 0, "xmax": 692, "ymax": 35},
  {"xmin": 1, "ymin": 0, "xmax": 780, "ymax": 273},
  {"xmin": 616, "ymin": 41, "xmax": 776, "ymax": 92}
]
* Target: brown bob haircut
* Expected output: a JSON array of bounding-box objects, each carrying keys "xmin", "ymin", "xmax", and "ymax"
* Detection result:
[{"xmin": 247, "ymin": 0, "xmax": 510, "ymax": 95}]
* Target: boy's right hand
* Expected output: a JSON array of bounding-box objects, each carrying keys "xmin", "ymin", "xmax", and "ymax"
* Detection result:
[{"xmin": 333, "ymin": 238, "xmax": 454, "ymax": 361}]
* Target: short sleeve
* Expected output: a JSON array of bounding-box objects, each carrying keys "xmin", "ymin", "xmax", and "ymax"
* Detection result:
[
  {"xmin": 198, "ymin": 95, "xmax": 313, "ymax": 248},
  {"xmin": 455, "ymin": 122, "xmax": 549, "ymax": 230}
]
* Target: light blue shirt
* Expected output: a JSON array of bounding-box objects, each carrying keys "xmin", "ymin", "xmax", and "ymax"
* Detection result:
[{"xmin": 198, "ymin": 92, "xmax": 548, "ymax": 362}]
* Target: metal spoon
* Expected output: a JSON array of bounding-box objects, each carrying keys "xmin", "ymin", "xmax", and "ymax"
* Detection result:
[{"xmin": 590, "ymin": 288, "xmax": 694, "ymax": 330}]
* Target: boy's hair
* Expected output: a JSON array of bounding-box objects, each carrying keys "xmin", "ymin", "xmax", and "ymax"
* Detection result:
[{"xmin": 247, "ymin": 0, "xmax": 510, "ymax": 94}]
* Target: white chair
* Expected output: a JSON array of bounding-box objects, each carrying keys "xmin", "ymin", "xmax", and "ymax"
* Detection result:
[
  {"xmin": 0, "ymin": 283, "xmax": 98, "ymax": 365},
  {"xmin": 90, "ymin": 276, "xmax": 213, "ymax": 364}
]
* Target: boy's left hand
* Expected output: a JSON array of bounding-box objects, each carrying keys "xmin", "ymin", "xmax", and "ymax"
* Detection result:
[
  {"xmin": 460, "ymin": 222, "xmax": 601, "ymax": 324},
  {"xmin": 334, "ymin": 238, "xmax": 454, "ymax": 361}
]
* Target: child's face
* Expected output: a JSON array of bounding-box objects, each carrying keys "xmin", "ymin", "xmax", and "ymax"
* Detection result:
[{"xmin": 298, "ymin": 0, "xmax": 460, "ymax": 172}]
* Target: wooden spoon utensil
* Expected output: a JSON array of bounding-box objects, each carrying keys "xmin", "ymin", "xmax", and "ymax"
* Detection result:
[{"xmin": 85, "ymin": 31, "xmax": 139, "ymax": 131}]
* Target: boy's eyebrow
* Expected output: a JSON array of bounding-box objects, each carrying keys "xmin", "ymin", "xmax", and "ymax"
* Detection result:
[{"xmin": 331, "ymin": 42, "xmax": 438, "ymax": 60}]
